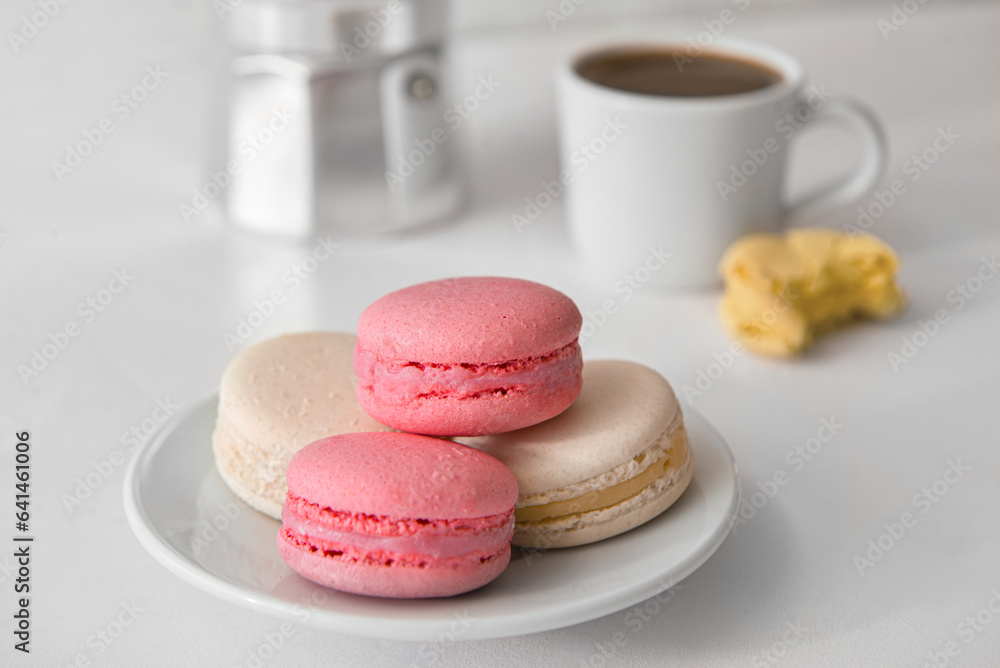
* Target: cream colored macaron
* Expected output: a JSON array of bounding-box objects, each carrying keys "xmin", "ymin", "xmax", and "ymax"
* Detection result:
[
  {"xmin": 213, "ymin": 332, "xmax": 391, "ymax": 519},
  {"xmin": 466, "ymin": 360, "xmax": 693, "ymax": 548}
]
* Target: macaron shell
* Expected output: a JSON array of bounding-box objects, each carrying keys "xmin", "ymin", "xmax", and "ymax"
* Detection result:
[
  {"xmin": 512, "ymin": 441, "xmax": 694, "ymax": 549},
  {"xmin": 356, "ymin": 356, "xmax": 583, "ymax": 436},
  {"xmin": 277, "ymin": 535, "xmax": 511, "ymax": 598},
  {"xmin": 286, "ymin": 432, "xmax": 519, "ymax": 521},
  {"xmin": 212, "ymin": 332, "xmax": 392, "ymax": 518},
  {"xmin": 354, "ymin": 277, "xmax": 584, "ymax": 436},
  {"xmin": 467, "ymin": 360, "xmax": 694, "ymax": 548},
  {"xmin": 218, "ymin": 332, "xmax": 388, "ymax": 448},
  {"xmin": 212, "ymin": 417, "xmax": 284, "ymax": 519},
  {"xmin": 466, "ymin": 360, "xmax": 680, "ymax": 495},
  {"xmin": 279, "ymin": 432, "xmax": 518, "ymax": 598},
  {"xmin": 356, "ymin": 276, "xmax": 583, "ymax": 364}
]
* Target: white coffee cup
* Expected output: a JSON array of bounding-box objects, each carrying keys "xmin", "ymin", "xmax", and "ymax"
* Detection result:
[{"xmin": 555, "ymin": 39, "xmax": 887, "ymax": 289}]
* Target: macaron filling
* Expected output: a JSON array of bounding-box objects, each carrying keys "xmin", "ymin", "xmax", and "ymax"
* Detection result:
[
  {"xmin": 515, "ymin": 425, "xmax": 689, "ymax": 524},
  {"xmin": 280, "ymin": 496, "xmax": 515, "ymax": 567},
  {"xmin": 280, "ymin": 529, "xmax": 508, "ymax": 568},
  {"xmin": 355, "ymin": 341, "xmax": 582, "ymax": 405}
]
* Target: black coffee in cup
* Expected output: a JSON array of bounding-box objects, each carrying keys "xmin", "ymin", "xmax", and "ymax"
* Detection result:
[{"xmin": 576, "ymin": 49, "xmax": 782, "ymax": 97}]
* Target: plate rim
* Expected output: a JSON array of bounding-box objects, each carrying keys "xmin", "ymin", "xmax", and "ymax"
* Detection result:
[{"xmin": 123, "ymin": 395, "xmax": 740, "ymax": 641}]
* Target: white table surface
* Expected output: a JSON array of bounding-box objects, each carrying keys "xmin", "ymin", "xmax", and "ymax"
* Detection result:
[{"xmin": 2, "ymin": 1, "xmax": 999, "ymax": 666}]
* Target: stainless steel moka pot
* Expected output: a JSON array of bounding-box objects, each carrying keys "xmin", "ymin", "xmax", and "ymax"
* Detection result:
[{"xmin": 223, "ymin": 0, "xmax": 461, "ymax": 237}]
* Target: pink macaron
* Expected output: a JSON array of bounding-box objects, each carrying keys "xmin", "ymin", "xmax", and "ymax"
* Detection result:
[
  {"xmin": 276, "ymin": 432, "xmax": 518, "ymax": 598},
  {"xmin": 354, "ymin": 277, "xmax": 584, "ymax": 436}
]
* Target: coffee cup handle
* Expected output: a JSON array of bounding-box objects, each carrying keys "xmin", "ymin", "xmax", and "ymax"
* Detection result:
[{"xmin": 783, "ymin": 97, "xmax": 888, "ymax": 225}]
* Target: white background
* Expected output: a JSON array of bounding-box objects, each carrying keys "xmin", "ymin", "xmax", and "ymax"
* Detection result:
[{"xmin": 1, "ymin": 0, "xmax": 999, "ymax": 666}]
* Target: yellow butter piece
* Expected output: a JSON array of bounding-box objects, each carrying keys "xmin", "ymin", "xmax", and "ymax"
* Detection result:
[{"xmin": 718, "ymin": 228, "xmax": 906, "ymax": 356}]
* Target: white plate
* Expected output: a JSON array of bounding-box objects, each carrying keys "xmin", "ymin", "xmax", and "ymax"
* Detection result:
[{"xmin": 123, "ymin": 397, "xmax": 739, "ymax": 641}]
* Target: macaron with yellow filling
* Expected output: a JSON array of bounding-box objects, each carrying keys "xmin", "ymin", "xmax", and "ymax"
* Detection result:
[{"xmin": 465, "ymin": 360, "xmax": 693, "ymax": 549}]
